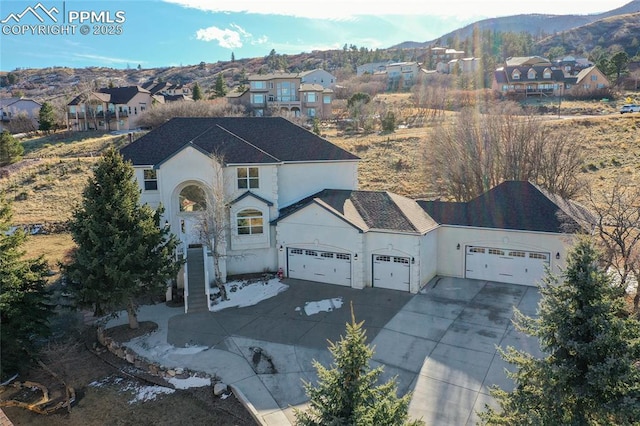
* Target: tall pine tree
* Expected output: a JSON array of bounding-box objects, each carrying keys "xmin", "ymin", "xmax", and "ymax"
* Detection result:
[
  {"xmin": 66, "ymin": 148, "xmax": 181, "ymax": 329},
  {"xmin": 38, "ymin": 101, "xmax": 57, "ymax": 133},
  {"xmin": 295, "ymin": 307, "xmax": 423, "ymax": 426},
  {"xmin": 192, "ymin": 82, "xmax": 203, "ymax": 101},
  {"xmin": 480, "ymin": 239, "xmax": 640, "ymax": 425},
  {"xmin": 213, "ymin": 73, "xmax": 227, "ymax": 98},
  {"xmin": 0, "ymin": 195, "xmax": 52, "ymax": 380}
]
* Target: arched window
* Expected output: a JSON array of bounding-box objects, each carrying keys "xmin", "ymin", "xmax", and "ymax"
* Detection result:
[
  {"xmin": 527, "ymin": 68, "xmax": 536, "ymax": 79},
  {"xmin": 237, "ymin": 209, "xmax": 263, "ymax": 235},
  {"xmin": 511, "ymin": 69, "xmax": 520, "ymax": 80},
  {"xmin": 543, "ymin": 68, "xmax": 552, "ymax": 79},
  {"xmin": 179, "ymin": 185, "xmax": 206, "ymax": 212}
]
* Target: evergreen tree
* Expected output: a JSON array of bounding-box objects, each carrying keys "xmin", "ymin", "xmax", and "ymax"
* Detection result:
[
  {"xmin": 38, "ymin": 101, "xmax": 57, "ymax": 133},
  {"xmin": 0, "ymin": 195, "xmax": 53, "ymax": 380},
  {"xmin": 480, "ymin": 239, "xmax": 640, "ymax": 425},
  {"xmin": 0, "ymin": 130, "xmax": 24, "ymax": 166},
  {"xmin": 66, "ymin": 148, "xmax": 181, "ymax": 329},
  {"xmin": 192, "ymin": 82, "xmax": 203, "ymax": 101},
  {"xmin": 295, "ymin": 308, "xmax": 423, "ymax": 426},
  {"xmin": 213, "ymin": 74, "xmax": 227, "ymax": 98}
]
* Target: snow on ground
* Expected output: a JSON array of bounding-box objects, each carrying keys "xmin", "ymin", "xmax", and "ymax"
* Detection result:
[
  {"xmin": 210, "ymin": 278, "xmax": 289, "ymax": 312},
  {"xmin": 168, "ymin": 375, "xmax": 211, "ymax": 389},
  {"xmin": 295, "ymin": 297, "xmax": 343, "ymax": 316},
  {"xmin": 89, "ymin": 375, "xmax": 175, "ymax": 404}
]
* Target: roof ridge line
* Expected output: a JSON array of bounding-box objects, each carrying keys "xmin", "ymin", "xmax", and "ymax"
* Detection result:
[
  {"xmin": 215, "ymin": 124, "xmax": 281, "ymax": 163},
  {"xmin": 387, "ymin": 192, "xmax": 421, "ymax": 233}
]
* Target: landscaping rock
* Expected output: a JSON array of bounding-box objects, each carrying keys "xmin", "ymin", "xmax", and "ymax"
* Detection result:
[{"xmin": 213, "ymin": 382, "xmax": 228, "ymax": 396}]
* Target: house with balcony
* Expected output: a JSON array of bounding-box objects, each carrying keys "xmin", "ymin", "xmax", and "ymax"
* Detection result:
[
  {"xmin": 299, "ymin": 69, "xmax": 337, "ymax": 88},
  {"xmin": 241, "ymin": 72, "xmax": 333, "ymax": 118},
  {"xmin": 492, "ymin": 56, "xmax": 609, "ymax": 99},
  {"xmin": 67, "ymin": 86, "xmax": 154, "ymax": 131},
  {"xmin": 386, "ymin": 62, "xmax": 421, "ymax": 90}
]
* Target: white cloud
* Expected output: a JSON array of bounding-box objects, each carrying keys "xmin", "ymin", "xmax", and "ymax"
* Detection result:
[
  {"xmin": 72, "ymin": 53, "xmax": 144, "ymax": 65},
  {"xmin": 195, "ymin": 23, "xmax": 266, "ymax": 49},
  {"xmin": 163, "ymin": 0, "xmax": 630, "ymax": 20},
  {"xmin": 196, "ymin": 25, "xmax": 243, "ymax": 48}
]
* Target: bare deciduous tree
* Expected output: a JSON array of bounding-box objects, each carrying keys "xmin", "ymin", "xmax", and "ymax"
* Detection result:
[
  {"xmin": 587, "ymin": 180, "xmax": 640, "ymax": 312},
  {"xmin": 427, "ymin": 103, "xmax": 583, "ymax": 201},
  {"xmin": 195, "ymin": 153, "xmax": 229, "ymax": 301}
]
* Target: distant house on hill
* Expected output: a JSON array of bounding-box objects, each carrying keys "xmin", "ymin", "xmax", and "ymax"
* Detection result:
[
  {"xmin": 227, "ymin": 71, "xmax": 333, "ymax": 119},
  {"xmin": 492, "ymin": 56, "xmax": 610, "ymax": 98},
  {"xmin": 67, "ymin": 86, "xmax": 154, "ymax": 131},
  {"xmin": 0, "ymin": 98, "xmax": 41, "ymax": 133},
  {"xmin": 299, "ymin": 69, "xmax": 337, "ymax": 88},
  {"xmin": 142, "ymin": 81, "xmax": 192, "ymax": 99}
]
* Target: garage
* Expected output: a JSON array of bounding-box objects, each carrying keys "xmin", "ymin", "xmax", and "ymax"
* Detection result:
[
  {"xmin": 287, "ymin": 248, "xmax": 351, "ymax": 286},
  {"xmin": 373, "ymin": 255, "xmax": 410, "ymax": 291},
  {"xmin": 465, "ymin": 245, "xmax": 550, "ymax": 286}
]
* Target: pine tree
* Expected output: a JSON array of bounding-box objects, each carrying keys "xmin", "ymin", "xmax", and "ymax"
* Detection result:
[
  {"xmin": 192, "ymin": 82, "xmax": 203, "ymax": 101},
  {"xmin": 0, "ymin": 195, "xmax": 53, "ymax": 380},
  {"xmin": 38, "ymin": 101, "xmax": 57, "ymax": 133},
  {"xmin": 0, "ymin": 130, "xmax": 24, "ymax": 166},
  {"xmin": 295, "ymin": 307, "xmax": 423, "ymax": 426},
  {"xmin": 480, "ymin": 239, "xmax": 640, "ymax": 425},
  {"xmin": 66, "ymin": 148, "xmax": 181, "ymax": 329},
  {"xmin": 213, "ymin": 73, "xmax": 227, "ymax": 98}
]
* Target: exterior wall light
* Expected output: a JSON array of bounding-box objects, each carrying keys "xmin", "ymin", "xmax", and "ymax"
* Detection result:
[
  {"xmin": 456, "ymin": 243, "xmax": 460, "ymax": 250},
  {"xmin": 556, "ymin": 252, "xmax": 560, "ymax": 260}
]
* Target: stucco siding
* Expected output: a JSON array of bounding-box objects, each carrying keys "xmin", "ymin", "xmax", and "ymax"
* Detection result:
[
  {"xmin": 278, "ymin": 162, "xmax": 358, "ymax": 207},
  {"xmin": 436, "ymin": 226, "xmax": 570, "ymax": 279}
]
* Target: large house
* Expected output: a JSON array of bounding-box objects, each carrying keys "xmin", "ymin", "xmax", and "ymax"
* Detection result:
[
  {"xmin": 229, "ymin": 71, "xmax": 334, "ymax": 119},
  {"xmin": 493, "ymin": 56, "xmax": 610, "ymax": 98},
  {"xmin": 0, "ymin": 98, "xmax": 41, "ymax": 132},
  {"xmin": 67, "ymin": 86, "xmax": 155, "ymax": 131},
  {"xmin": 120, "ymin": 117, "xmax": 593, "ymax": 312}
]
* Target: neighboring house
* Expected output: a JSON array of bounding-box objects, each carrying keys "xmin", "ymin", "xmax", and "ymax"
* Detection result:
[
  {"xmin": 356, "ymin": 61, "xmax": 394, "ymax": 76},
  {"xmin": 299, "ymin": 69, "xmax": 336, "ymax": 88},
  {"xmin": 386, "ymin": 62, "xmax": 421, "ymax": 90},
  {"xmin": 67, "ymin": 86, "xmax": 154, "ymax": 131},
  {"xmin": 142, "ymin": 81, "xmax": 192, "ymax": 98},
  {"xmin": 0, "ymin": 98, "xmax": 41, "ymax": 132},
  {"xmin": 239, "ymin": 73, "xmax": 334, "ymax": 118},
  {"xmin": 567, "ymin": 66, "xmax": 610, "ymax": 93},
  {"xmin": 447, "ymin": 57, "xmax": 481, "ymax": 74},
  {"xmin": 120, "ymin": 117, "xmax": 592, "ymax": 312},
  {"xmin": 493, "ymin": 56, "xmax": 609, "ymax": 98}
]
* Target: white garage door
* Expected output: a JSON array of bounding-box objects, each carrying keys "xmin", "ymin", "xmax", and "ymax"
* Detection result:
[
  {"xmin": 287, "ymin": 248, "xmax": 351, "ymax": 286},
  {"xmin": 373, "ymin": 255, "xmax": 410, "ymax": 291},
  {"xmin": 465, "ymin": 246, "xmax": 550, "ymax": 287}
]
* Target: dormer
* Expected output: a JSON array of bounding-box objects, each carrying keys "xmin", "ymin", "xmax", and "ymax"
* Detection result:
[
  {"xmin": 511, "ymin": 69, "xmax": 521, "ymax": 80},
  {"xmin": 527, "ymin": 68, "xmax": 536, "ymax": 79},
  {"xmin": 543, "ymin": 68, "xmax": 552, "ymax": 79}
]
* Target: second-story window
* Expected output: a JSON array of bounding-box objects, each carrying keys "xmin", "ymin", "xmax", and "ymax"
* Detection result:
[
  {"xmin": 237, "ymin": 167, "xmax": 259, "ymax": 189},
  {"xmin": 143, "ymin": 169, "xmax": 158, "ymax": 191},
  {"xmin": 307, "ymin": 92, "xmax": 317, "ymax": 102}
]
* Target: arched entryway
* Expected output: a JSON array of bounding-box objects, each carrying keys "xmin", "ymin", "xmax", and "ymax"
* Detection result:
[{"xmin": 176, "ymin": 183, "xmax": 207, "ymax": 246}]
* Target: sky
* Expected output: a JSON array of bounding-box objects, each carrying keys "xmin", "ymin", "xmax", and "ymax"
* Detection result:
[{"xmin": 0, "ymin": 0, "xmax": 632, "ymax": 71}]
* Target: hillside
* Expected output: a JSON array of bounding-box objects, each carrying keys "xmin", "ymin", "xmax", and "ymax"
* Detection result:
[
  {"xmin": 535, "ymin": 12, "xmax": 640, "ymax": 58},
  {"xmin": 394, "ymin": 0, "xmax": 640, "ymax": 49}
]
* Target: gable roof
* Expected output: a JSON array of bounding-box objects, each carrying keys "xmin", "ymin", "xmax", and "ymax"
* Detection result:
[
  {"xmin": 418, "ymin": 181, "xmax": 594, "ymax": 233},
  {"xmin": 120, "ymin": 117, "xmax": 359, "ymax": 166},
  {"xmin": 99, "ymin": 86, "xmax": 151, "ymax": 104},
  {"xmin": 276, "ymin": 189, "xmax": 437, "ymax": 234}
]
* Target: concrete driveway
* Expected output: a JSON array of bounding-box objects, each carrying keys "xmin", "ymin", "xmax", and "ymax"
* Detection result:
[{"xmin": 157, "ymin": 276, "xmax": 542, "ymax": 425}]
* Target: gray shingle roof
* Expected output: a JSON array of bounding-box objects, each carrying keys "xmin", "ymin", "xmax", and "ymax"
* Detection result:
[
  {"xmin": 418, "ymin": 181, "xmax": 595, "ymax": 233},
  {"xmin": 120, "ymin": 117, "xmax": 359, "ymax": 166},
  {"xmin": 276, "ymin": 189, "xmax": 437, "ymax": 233}
]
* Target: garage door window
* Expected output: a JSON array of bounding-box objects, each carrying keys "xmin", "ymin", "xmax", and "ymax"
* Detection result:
[
  {"xmin": 337, "ymin": 253, "xmax": 350, "ymax": 260},
  {"xmin": 488, "ymin": 248, "xmax": 505, "ymax": 255},
  {"xmin": 509, "ymin": 251, "xmax": 526, "ymax": 257},
  {"xmin": 469, "ymin": 247, "xmax": 485, "ymax": 253},
  {"xmin": 529, "ymin": 252, "xmax": 548, "ymax": 260},
  {"xmin": 237, "ymin": 209, "xmax": 263, "ymax": 235}
]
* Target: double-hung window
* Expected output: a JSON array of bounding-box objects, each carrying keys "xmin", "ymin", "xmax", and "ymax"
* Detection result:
[
  {"xmin": 143, "ymin": 169, "xmax": 158, "ymax": 191},
  {"xmin": 237, "ymin": 167, "xmax": 259, "ymax": 189}
]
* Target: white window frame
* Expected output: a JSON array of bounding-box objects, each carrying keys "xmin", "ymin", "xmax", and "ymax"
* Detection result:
[
  {"xmin": 237, "ymin": 167, "xmax": 259, "ymax": 189},
  {"xmin": 143, "ymin": 169, "xmax": 158, "ymax": 191},
  {"xmin": 236, "ymin": 208, "xmax": 264, "ymax": 235}
]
